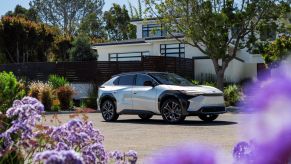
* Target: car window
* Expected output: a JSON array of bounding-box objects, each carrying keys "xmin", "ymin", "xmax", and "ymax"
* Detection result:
[
  {"xmin": 118, "ymin": 75, "xmax": 135, "ymax": 86},
  {"xmin": 135, "ymin": 74, "xmax": 153, "ymax": 86}
]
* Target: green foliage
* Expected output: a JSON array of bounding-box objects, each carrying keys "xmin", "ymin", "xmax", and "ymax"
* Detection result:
[
  {"xmin": 69, "ymin": 33, "xmax": 98, "ymax": 61},
  {"xmin": 79, "ymin": 13, "xmax": 107, "ymax": 40},
  {"xmin": 191, "ymin": 80, "xmax": 200, "ymax": 85},
  {"xmin": 0, "ymin": 72, "xmax": 25, "ymax": 113},
  {"xmin": 30, "ymin": 0, "xmax": 105, "ymax": 35},
  {"xmin": 128, "ymin": 0, "xmax": 143, "ymax": 19},
  {"xmin": 48, "ymin": 75, "xmax": 69, "ymax": 89},
  {"xmin": 145, "ymin": 0, "xmax": 289, "ymax": 90},
  {"xmin": 5, "ymin": 5, "xmax": 39, "ymax": 22},
  {"xmin": 39, "ymin": 84, "xmax": 53, "ymax": 111},
  {"xmin": 262, "ymin": 35, "xmax": 291, "ymax": 67},
  {"xmin": 104, "ymin": 3, "xmax": 136, "ymax": 41},
  {"xmin": 28, "ymin": 81, "xmax": 54, "ymax": 111},
  {"xmin": 224, "ymin": 84, "xmax": 242, "ymax": 106},
  {"xmin": 0, "ymin": 16, "xmax": 58, "ymax": 63},
  {"xmin": 57, "ymin": 85, "xmax": 75, "ymax": 110},
  {"xmin": 51, "ymin": 34, "xmax": 72, "ymax": 62}
]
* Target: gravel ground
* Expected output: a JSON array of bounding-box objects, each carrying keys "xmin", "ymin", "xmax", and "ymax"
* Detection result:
[{"xmin": 43, "ymin": 113, "xmax": 251, "ymax": 163}]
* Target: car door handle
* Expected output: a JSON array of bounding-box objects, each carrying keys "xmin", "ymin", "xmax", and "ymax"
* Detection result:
[{"xmin": 133, "ymin": 92, "xmax": 137, "ymax": 94}]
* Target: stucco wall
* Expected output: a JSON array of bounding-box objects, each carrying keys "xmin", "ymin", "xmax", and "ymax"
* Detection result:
[{"xmin": 94, "ymin": 40, "xmax": 258, "ymax": 83}]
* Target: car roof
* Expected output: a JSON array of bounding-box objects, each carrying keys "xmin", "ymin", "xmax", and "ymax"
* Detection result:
[{"xmin": 113, "ymin": 71, "xmax": 169, "ymax": 77}]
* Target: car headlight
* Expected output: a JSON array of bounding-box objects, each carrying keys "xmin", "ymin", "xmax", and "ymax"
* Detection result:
[{"xmin": 180, "ymin": 90, "xmax": 204, "ymax": 96}]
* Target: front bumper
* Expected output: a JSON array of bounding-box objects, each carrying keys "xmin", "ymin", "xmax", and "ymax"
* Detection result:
[{"xmin": 186, "ymin": 95, "xmax": 226, "ymax": 115}]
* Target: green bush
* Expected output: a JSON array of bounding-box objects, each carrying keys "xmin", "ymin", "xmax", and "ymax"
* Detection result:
[
  {"xmin": 57, "ymin": 85, "xmax": 75, "ymax": 110},
  {"xmin": 48, "ymin": 75, "xmax": 69, "ymax": 89},
  {"xmin": 0, "ymin": 72, "xmax": 25, "ymax": 113},
  {"xmin": 224, "ymin": 84, "xmax": 241, "ymax": 106},
  {"xmin": 40, "ymin": 84, "xmax": 53, "ymax": 111},
  {"xmin": 28, "ymin": 81, "xmax": 54, "ymax": 111}
]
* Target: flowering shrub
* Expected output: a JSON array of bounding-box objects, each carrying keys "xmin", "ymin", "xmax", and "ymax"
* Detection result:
[
  {"xmin": 233, "ymin": 64, "xmax": 291, "ymax": 164},
  {"xmin": 0, "ymin": 97, "xmax": 138, "ymax": 164},
  {"xmin": 57, "ymin": 85, "xmax": 75, "ymax": 110}
]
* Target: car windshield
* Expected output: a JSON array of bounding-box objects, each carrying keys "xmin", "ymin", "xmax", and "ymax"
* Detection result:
[{"xmin": 149, "ymin": 73, "xmax": 194, "ymax": 86}]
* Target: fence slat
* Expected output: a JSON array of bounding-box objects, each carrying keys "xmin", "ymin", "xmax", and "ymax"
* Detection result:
[{"xmin": 0, "ymin": 56, "xmax": 194, "ymax": 84}]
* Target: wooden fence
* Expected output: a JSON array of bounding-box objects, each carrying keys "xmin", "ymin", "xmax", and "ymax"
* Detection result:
[{"xmin": 0, "ymin": 56, "xmax": 194, "ymax": 85}]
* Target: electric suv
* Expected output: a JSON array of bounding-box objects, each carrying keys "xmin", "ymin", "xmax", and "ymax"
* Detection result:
[{"xmin": 97, "ymin": 72, "xmax": 226, "ymax": 123}]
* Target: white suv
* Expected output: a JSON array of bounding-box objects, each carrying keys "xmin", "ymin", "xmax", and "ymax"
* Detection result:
[{"xmin": 97, "ymin": 72, "xmax": 226, "ymax": 123}]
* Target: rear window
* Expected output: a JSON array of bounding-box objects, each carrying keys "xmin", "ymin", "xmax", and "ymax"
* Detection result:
[{"xmin": 115, "ymin": 75, "xmax": 135, "ymax": 86}]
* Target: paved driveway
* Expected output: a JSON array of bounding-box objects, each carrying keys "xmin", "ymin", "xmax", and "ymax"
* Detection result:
[{"xmin": 44, "ymin": 113, "xmax": 249, "ymax": 163}]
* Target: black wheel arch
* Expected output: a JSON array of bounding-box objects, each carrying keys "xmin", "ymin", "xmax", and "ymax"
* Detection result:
[
  {"xmin": 158, "ymin": 91, "xmax": 192, "ymax": 115},
  {"xmin": 99, "ymin": 93, "xmax": 117, "ymax": 108}
]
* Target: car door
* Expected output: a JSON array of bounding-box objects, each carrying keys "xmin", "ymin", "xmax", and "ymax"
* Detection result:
[
  {"xmin": 132, "ymin": 74, "xmax": 158, "ymax": 113},
  {"xmin": 114, "ymin": 75, "xmax": 134, "ymax": 111}
]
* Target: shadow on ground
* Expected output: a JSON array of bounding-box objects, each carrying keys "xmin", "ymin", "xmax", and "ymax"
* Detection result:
[{"xmin": 103, "ymin": 119, "xmax": 237, "ymax": 126}]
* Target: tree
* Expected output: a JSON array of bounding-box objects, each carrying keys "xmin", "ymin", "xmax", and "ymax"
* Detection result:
[
  {"xmin": 128, "ymin": 0, "xmax": 143, "ymax": 19},
  {"xmin": 5, "ymin": 5, "xmax": 39, "ymax": 22},
  {"xmin": 146, "ymin": 0, "xmax": 289, "ymax": 90},
  {"xmin": 79, "ymin": 13, "xmax": 107, "ymax": 40},
  {"xmin": 69, "ymin": 33, "xmax": 98, "ymax": 61},
  {"xmin": 0, "ymin": 16, "xmax": 57, "ymax": 63},
  {"xmin": 262, "ymin": 35, "xmax": 291, "ymax": 67},
  {"xmin": 52, "ymin": 34, "xmax": 73, "ymax": 62},
  {"xmin": 104, "ymin": 4, "xmax": 136, "ymax": 41},
  {"xmin": 30, "ymin": 0, "xmax": 105, "ymax": 35}
]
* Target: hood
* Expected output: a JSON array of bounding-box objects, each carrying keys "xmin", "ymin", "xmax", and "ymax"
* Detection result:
[{"xmin": 160, "ymin": 85, "xmax": 223, "ymax": 94}]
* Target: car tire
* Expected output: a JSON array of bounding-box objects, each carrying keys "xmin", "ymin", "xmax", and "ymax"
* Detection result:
[
  {"xmin": 161, "ymin": 98, "xmax": 186, "ymax": 123},
  {"xmin": 100, "ymin": 100, "xmax": 119, "ymax": 122},
  {"xmin": 198, "ymin": 114, "xmax": 219, "ymax": 122},
  {"xmin": 138, "ymin": 114, "xmax": 153, "ymax": 120}
]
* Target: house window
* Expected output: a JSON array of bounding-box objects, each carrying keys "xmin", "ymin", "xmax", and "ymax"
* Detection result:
[
  {"xmin": 109, "ymin": 52, "xmax": 150, "ymax": 61},
  {"xmin": 142, "ymin": 24, "xmax": 166, "ymax": 38},
  {"xmin": 160, "ymin": 44, "xmax": 185, "ymax": 58}
]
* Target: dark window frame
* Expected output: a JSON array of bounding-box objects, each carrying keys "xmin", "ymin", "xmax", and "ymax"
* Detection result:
[
  {"xmin": 142, "ymin": 24, "xmax": 166, "ymax": 38},
  {"xmin": 108, "ymin": 51, "xmax": 150, "ymax": 61},
  {"xmin": 160, "ymin": 43, "xmax": 185, "ymax": 58}
]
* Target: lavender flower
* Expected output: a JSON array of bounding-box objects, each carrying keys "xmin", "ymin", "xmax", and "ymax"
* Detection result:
[
  {"xmin": 125, "ymin": 150, "xmax": 138, "ymax": 164},
  {"xmin": 233, "ymin": 141, "xmax": 255, "ymax": 163},
  {"xmin": 148, "ymin": 144, "xmax": 217, "ymax": 164},
  {"xmin": 34, "ymin": 150, "xmax": 83, "ymax": 164},
  {"xmin": 235, "ymin": 64, "xmax": 291, "ymax": 163},
  {"xmin": 0, "ymin": 97, "xmax": 44, "ymax": 152}
]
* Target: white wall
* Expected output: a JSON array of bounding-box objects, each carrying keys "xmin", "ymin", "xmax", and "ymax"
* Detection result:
[
  {"xmin": 93, "ymin": 39, "xmax": 259, "ymax": 82},
  {"xmin": 96, "ymin": 43, "xmax": 152, "ymax": 61},
  {"xmin": 195, "ymin": 59, "xmax": 257, "ymax": 83}
]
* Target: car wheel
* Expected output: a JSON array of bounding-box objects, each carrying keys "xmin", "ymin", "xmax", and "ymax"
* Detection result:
[
  {"xmin": 198, "ymin": 114, "xmax": 219, "ymax": 122},
  {"xmin": 161, "ymin": 99, "xmax": 186, "ymax": 123},
  {"xmin": 100, "ymin": 100, "xmax": 119, "ymax": 122},
  {"xmin": 138, "ymin": 114, "xmax": 153, "ymax": 120}
]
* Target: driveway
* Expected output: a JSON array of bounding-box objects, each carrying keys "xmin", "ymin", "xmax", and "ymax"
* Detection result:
[{"xmin": 44, "ymin": 113, "xmax": 249, "ymax": 163}]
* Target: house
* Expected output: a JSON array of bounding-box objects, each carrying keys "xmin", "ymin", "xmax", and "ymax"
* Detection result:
[{"xmin": 92, "ymin": 18, "xmax": 266, "ymax": 83}]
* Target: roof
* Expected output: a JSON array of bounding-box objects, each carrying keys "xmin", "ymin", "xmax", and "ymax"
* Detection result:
[
  {"xmin": 130, "ymin": 17, "xmax": 159, "ymax": 22},
  {"xmin": 92, "ymin": 35, "xmax": 185, "ymax": 47},
  {"xmin": 114, "ymin": 71, "xmax": 166, "ymax": 77}
]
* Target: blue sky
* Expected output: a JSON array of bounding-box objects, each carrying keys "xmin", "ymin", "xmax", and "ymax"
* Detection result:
[{"xmin": 0, "ymin": 0, "xmax": 138, "ymax": 16}]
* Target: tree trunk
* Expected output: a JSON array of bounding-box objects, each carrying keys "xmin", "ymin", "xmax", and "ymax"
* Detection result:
[{"xmin": 216, "ymin": 70, "xmax": 225, "ymax": 91}]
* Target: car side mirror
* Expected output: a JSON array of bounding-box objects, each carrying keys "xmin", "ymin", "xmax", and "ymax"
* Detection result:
[{"xmin": 144, "ymin": 81, "xmax": 155, "ymax": 87}]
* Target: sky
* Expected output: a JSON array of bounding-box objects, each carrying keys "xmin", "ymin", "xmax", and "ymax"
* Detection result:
[{"xmin": 0, "ymin": 0, "xmax": 138, "ymax": 16}]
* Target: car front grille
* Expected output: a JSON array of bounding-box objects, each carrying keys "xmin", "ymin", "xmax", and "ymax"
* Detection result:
[{"xmin": 200, "ymin": 107, "xmax": 226, "ymax": 113}]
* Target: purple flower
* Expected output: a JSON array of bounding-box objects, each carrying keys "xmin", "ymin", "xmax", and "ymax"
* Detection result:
[
  {"xmin": 125, "ymin": 150, "xmax": 138, "ymax": 164},
  {"xmin": 0, "ymin": 97, "xmax": 44, "ymax": 152},
  {"xmin": 34, "ymin": 150, "xmax": 83, "ymax": 164},
  {"xmin": 233, "ymin": 141, "xmax": 255, "ymax": 163},
  {"xmin": 148, "ymin": 144, "xmax": 217, "ymax": 164}
]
